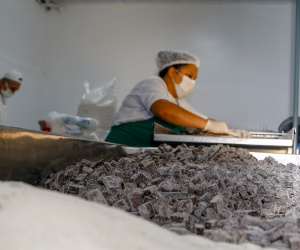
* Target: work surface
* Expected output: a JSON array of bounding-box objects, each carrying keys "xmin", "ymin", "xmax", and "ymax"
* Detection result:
[{"xmin": 0, "ymin": 125, "xmax": 299, "ymax": 185}]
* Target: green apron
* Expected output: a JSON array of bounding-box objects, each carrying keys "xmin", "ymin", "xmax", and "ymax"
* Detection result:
[{"xmin": 105, "ymin": 117, "xmax": 181, "ymax": 147}]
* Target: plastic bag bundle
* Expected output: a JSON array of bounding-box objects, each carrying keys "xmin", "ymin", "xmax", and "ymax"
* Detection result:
[
  {"xmin": 77, "ymin": 78, "xmax": 117, "ymax": 140},
  {"xmin": 46, "ymin": 111, "xmax": 99, "ymax": 140}
]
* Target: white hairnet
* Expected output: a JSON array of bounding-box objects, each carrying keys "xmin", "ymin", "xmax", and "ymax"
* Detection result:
[
  {"xmin": 155, "ymin": 50, "xmax": 200, "ymax": 72},
  {"xmin": 3, "ymin": 70, "xmax": 23, "ymax": 83}
]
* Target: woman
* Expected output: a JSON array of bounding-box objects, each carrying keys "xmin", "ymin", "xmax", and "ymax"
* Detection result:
[
  {"xmin": 105, "ymin": 50, "xmax": 239, "ymax": 147},
  {"xmin": 0, "ymin": 70, "xmax": 22, "ymax": 125}
]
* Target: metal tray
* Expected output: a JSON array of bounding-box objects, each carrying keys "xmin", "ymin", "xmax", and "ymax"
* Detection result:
[
  {"xmin": 153, "ymin": 123, "xmax": 296, "ymax": 154},
  {"xmin": 0, "ymin": 125, "xmax": 127, "ymax": 185}
]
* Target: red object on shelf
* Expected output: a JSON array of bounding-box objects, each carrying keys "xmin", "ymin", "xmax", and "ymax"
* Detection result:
[{"xmin": 38, "ymin": 120, "xmax": 51, "ymax": 132}]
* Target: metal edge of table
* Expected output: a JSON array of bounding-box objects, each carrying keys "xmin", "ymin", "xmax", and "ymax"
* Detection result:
[{"xmin": 153, "ymin": 134, "xmax": 293, "ymax": 147}]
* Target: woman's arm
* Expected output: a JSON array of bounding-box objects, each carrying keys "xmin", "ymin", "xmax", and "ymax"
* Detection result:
[
  {"xmin": 150, "ymin": 99, "xmax": 208, "ymax": 130},
  {"xmin": 150, "ymin": 99, "xmax": 238, "ymax": 136}
]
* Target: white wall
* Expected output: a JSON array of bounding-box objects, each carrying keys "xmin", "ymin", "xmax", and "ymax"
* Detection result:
[
  {"xmin": 0, "ymin": 1, "xmax": 295, "ymax": 132},
  {"xmin": 0, "ymin": 0, "xmax": 50, "ymax": 129}
]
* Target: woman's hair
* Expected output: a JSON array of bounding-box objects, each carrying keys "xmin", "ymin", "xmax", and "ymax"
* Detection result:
[{"xmin": 158, "ymin": 64, "xmax": 187, "ymax": 78}]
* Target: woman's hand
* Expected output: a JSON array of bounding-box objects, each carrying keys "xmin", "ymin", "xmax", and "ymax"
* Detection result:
[{"xmin": 204, "ymin": 120, "xmax": 239, "ymax": 137}]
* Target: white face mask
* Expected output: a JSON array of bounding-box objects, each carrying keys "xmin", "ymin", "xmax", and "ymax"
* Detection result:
[
  {"xmin": 1, "ymin": 82, "xmax": 13, "ymax": 98},
  {"xmin": 172, "ymin": 70, "xmax": 196, "ymax": 99}
]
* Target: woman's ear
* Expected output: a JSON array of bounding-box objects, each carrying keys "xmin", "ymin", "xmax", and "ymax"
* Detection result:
[{"xmin": 167, "ymin": 67, "xmax": 176, "ymax": 79}]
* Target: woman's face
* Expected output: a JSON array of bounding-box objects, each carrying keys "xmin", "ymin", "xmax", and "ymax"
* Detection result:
[
  {"xmin": 173, "ymin": 64, "xmax": 198, "ymax": 83},
  {"xmin": 2, "ymin": 79, "xmax": 21, "ymax": 94}
]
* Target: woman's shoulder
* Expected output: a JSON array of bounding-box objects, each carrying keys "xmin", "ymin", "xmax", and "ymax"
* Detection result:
[
  {"xmin": 139, "ymin": 76, "xmax": 164, "ymax": 84},
  {"xmin": 134, "ymin": 76, "xmax": 165, "ymax": 90}
]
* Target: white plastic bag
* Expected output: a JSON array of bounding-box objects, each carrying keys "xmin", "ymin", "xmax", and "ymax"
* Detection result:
[
  {"xmin": 77, "ymin": 78, "xmax": 117, "ymax": 140},
  {"xmin": 46, "ymin": 111, "xmax": 100, "ymax": 140}
]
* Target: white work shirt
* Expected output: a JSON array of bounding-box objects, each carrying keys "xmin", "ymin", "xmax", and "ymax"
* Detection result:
[
  {"xmin": 112, "ymin": 76, "xmax": 207, "ymax": 126},
  {"xmin": 0, "ymin": 96, "xmax": 7, "ymax": 125}
]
